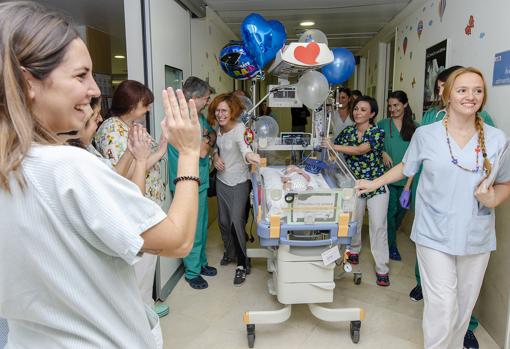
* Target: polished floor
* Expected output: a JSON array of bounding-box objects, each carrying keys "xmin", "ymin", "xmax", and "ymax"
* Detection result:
[{"xmin": 159, "ymin": 215, "xmax": 500, "ymax": 348}]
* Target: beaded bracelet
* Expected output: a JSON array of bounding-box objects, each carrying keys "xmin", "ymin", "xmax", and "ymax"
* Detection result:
[{"xmin": 173, "ymin": 176, "xmax": 201, "ymax": 186}]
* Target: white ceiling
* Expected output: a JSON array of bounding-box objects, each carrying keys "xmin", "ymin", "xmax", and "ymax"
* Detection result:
[{"xmin": 206, "ymin": 0, "xmax": 414, "ymax": 53}]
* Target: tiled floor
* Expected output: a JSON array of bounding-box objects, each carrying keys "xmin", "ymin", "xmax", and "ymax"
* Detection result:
[{"xmin": 160, "ymin": 216, "xmax": 500, "ymax": 348}]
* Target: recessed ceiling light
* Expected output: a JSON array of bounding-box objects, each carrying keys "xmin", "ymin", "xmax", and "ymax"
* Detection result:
[
  {"xmin": 300, "ymin": 21, "xmax": 315, "ymax": 27},
  {"xmin": 114, "ymin": 55, "xmax": 125, "ymax": 59}
]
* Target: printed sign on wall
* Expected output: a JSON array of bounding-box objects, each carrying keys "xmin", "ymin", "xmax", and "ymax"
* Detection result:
[
  {"xmin": 423, "ymin": 39, "xmax": 448, "ymax": 111},
  {"xmin": 493, "ymin": 50, "xmax": 510, "ymax": 86}
]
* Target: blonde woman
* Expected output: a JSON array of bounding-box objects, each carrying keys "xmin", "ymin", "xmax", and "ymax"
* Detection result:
[
  {"xmin": 0, "ymin": 2, "xmax": 200, "ymax": 347},
  {"xmin": 357, "ymin": 67, "xmax": 509, "ymax": 348}
]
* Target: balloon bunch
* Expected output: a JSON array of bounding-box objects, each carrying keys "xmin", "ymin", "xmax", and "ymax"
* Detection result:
[{"xmin": 219, "ymin": 13, "xmax": 286, "ymax": 80}]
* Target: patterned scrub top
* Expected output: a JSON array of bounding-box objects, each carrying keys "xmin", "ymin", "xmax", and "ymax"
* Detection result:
[
  {"xmin": 94, "ymin": 117, "xmax": 166, "ymax": 206},
  {"xmin": 334, "ymin": 124, "xmax": 386, "ymax": 198}
]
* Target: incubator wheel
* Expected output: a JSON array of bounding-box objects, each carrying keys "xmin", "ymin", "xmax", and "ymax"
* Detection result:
[
  {"xmin": 353, "ymin": 273, "xmax": 362, "ymax": 285},
  {"xmin": 247, "ymin": 324, "xmax": 255, "ymax": 348},
  {"xmin": 350, "ymin": 321, "xmax": 361, "ymax": 344}
]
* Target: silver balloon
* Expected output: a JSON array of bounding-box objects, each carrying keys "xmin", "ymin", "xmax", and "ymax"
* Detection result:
[
  {"xmin": 296, "ymin": 70, "xmax": 330, "ymax": 109},
  {"xmin": 238, "ymin": 96, "xmax": 254, "ymax": 124},
  {"xmin": 298, "ymin": 29, "xmax": 328, "ymax": 46},
  {"xmin": 254, "ymin": 115, "xmax": 279, "ymax": 139}
]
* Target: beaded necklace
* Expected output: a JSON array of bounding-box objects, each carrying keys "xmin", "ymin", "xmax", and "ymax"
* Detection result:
[{"xmin": 443, "ymin": 115, "xmax": 486, "ymax": 174}]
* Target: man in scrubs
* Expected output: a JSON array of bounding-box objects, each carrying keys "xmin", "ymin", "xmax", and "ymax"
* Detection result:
[{"xmin": 168, "ymin": 76, "xmax": 217, "ymax": 289}]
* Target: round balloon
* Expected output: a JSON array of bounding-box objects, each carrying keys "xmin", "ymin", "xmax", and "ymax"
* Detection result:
[
  {"xmin": 238, "ymin": 95, "xmax": 254, "ymax": 124},
  {"xmin": 299, "ymin": 29, "xmax": 328, "ymax": 46},
  {"xmin": 219, "ymin": 41, "xmax": 260, "ymax": 80},
  {"xmin": 296, "ymin": 70, "xmax": 330, "ymax": 109},
  {"xmin": 254, "ymin": 115, "xmax": 279, "ymax": 139},
  {"xmin": 321, "ymin": 47, "xmax": 356, "ymax": 85},
  {"xmin": 241, "ymin": 13, "xmax": 286, "ymax": 70}
]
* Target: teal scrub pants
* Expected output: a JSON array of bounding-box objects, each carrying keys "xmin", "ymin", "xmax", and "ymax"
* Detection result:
[
  {"xmin": 415, "ymin": 258, "xmax": 479, "ymax": 331},
  {"xmin": 183, "ymin": 189, "xmax": 209, "ymax": 279},
  {"xmin": 387, "ymin": 184, "xmax": 407, "ymax": 250}
]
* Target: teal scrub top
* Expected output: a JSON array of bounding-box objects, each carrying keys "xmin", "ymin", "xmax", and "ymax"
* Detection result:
[
  {"xmin": 422, "ymin": 106, "xmax": 495, "ymax": 126},
  {"xmin": 377, "ymin": 118, "xmax": 420, "ymax": 187},
  {"xmin": 168, "ymin": 114, "xmax": 213, "ymax": 193}
]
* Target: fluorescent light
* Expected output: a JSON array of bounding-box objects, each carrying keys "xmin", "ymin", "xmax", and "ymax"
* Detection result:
[
  {"xmin": 300, "ymin": 21, "xmax": 315, "ymax": 27},
  {"xmin": 114, "ymin": 55, "xmax": 125, "ymax": 59}
]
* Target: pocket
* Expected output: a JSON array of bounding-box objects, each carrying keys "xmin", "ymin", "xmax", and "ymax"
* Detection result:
[
  {"xmin": 144, "ymin": 304, "xmax": 163, "ymax": 349},
  {"xmin": 418, "ymin": 203, "xmax": 448, "ymax": 243},
  {"xmin": 467, "ymin": 214, "xmax": 494, "ymax": 247}
]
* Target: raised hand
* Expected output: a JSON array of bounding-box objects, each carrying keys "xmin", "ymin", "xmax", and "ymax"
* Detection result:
[
  {"xmin": 160, "ymin": 88, "xmax": 201, "ymax": 156},
  {"xmin": 128, "ymin": 124, "xmax": 152, "ymax": 161}
]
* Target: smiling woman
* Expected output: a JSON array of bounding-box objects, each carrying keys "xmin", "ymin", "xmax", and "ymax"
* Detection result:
[{"xmin": 0, "ymin": 2, "xmax": 202, "ymax": 348}]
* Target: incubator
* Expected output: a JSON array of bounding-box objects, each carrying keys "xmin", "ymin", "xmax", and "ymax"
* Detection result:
[{"xmin": 243, "ymin": 136, "xmax": 364, "ymax": 347}]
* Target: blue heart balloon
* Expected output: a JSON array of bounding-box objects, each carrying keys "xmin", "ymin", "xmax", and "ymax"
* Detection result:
[
  {"xmin": 241, "ymin": 13, "xmax": 286, "ymax": 70},
  {"xmin": 321, "ymin": 48, "xmax": 356, "ymax": 85}
]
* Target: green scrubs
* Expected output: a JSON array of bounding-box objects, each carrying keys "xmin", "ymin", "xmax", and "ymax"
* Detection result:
[
  {"xmin": 168, "ymin": 114, "xmax": 213, "ymax": 279},
  {"xmin": 413, "ymin": 107, "xmax": 495, "ymax": 331},
  {"xmin": 377, "ymin": 118, "xmax": 419, "ymax": 251}
]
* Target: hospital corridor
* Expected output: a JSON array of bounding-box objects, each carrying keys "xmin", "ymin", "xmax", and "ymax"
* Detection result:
[{"xmin": 1, "ymin": 0, "xmax": 510, "ymax": 348}]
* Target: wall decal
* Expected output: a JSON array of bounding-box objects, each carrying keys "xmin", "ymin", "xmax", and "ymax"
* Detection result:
[
  {"xmin": 479, "ymin": 32, "xmax": 485, "ymax": 39},
  {"xmin": 410, "ymin": 51, "xmax": 413, "ymax": 60},
  {"xmin": 412, "ymin": 77, "xmax": 416, "ymax": 88},
  {"xmin": 438, "ymin": 0, "xmax": 446, "ymax": 22},
  {"xmin": 465, "ymin": 15, "xmax": 475, "ymax": 36},
  {"xmin": 429, "ymin": 20, "xmax": 434, "ymax": 26},
  {"xmin": 417, "ymin": 20, "xmax": 424, "ymax": 39},
  {"xmin": 400, "ymin": 72, "xmax": 404, "ymax": 82},
  {"xmin": 403, "ymin": 37, "xmax": 408, "ymax": 55}
]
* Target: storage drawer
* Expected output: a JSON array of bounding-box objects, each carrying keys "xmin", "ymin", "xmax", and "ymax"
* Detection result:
[
  {"xmin": 277, "ymin": 259, "xmax": 334, "ymax": 283},
  {"xmin": 276, "ymin": 276, "xmax": 335, "ymax": 304}
]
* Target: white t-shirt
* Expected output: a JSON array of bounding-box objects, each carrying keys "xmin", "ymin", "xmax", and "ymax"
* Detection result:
[
  {"xmin": 216, "ymin": 123, "xmax": 252, "ymax": 186},
  {"xmin": 330, "ymin": 110, "xmax": 353, "ymax": 139},
  {"xmin": 0, "ymin": 145, "xmax": 166, "ymax": 348}
]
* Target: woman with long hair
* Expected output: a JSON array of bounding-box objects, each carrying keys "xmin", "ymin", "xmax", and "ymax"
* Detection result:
[
  {"xmin": 357, "ymin": 68, "xmax": 509, "ymax": 348},
  {"xmin": 377, "ymin": 90, "xmax": 418, "ymax": 261},
  {"xmin": 324, "ymin": 96, "xmax": 390, "ymax": 286},
  {"xmin": 0, "ymin": 2, "xmax": 200, "ymax": 347},
  {"xmin": 209, "ymin": 93, "xmax": 260, "ymax": 286},
  {"xmin": 94, "ymin": 80, "xmax": 169, "ymax": 316}
]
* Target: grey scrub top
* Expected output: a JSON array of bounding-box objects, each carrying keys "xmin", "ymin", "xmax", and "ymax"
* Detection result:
[{"xmin": 402, "ymin": 121, "xmax": 508, "ymax": 256}]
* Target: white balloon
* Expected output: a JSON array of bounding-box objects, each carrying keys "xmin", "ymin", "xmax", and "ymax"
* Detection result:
[
  {"xmin": 254, "ymin": 115, "xmax": 279, "ymax": 139},
  {"xmin": 296, "ymin": 70, "xmax": 330, "ymax": 109},
  {"xmin": 238, "ymin": 96, "xmax": 254, "ymax": 124},
  {"xmin": 299, "ymin": 29, "xmax": 328, "ymax": 46}
]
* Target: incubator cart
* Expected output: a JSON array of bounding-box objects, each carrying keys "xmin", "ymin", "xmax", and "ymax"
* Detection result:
[{"xmin": 243, "ymin": 138, "xmax": 364, "ymax": 347}]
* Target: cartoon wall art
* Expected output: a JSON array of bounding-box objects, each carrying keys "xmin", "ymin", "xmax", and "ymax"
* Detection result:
[
  {"xmin": 438, "ymin": 0, "xmax": 446, "ymax": 22},
  {"xmin": 417, "ymin": 20, "xmax": 424, "ymax": 39},
  {"xmin": 465, "ymin": 15, "xmax": 474, "ymax": 36}
]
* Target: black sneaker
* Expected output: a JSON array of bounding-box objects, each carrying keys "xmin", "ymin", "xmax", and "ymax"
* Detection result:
[
  {"xmin": 201, "ymin": 265, "xmax": 217, "ymax": 277},
  {"xmin": 233, "ymin": 266, "xmax": 246, "ymax": 286},
  {"xmin": 220, "ymin": 254, "xmax": 232, "ymax": 266},
  {"xmin": 409, "ymin": 284, "xmax": 423, "ymax": 301},
  {"xmin": 463, "ymin": 330, "xmax": 479, "ymax": 349}
]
